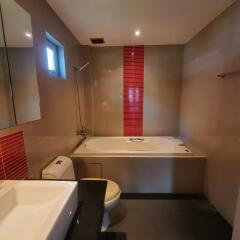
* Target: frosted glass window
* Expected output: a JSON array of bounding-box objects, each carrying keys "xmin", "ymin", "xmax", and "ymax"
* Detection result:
[
  {"xmin": 45, "ymin": 32, "xmax": 66, "ymax": 79},
  {"xmin": 46, "ymin": 47, "xmax": 55, "ymax": 71}
]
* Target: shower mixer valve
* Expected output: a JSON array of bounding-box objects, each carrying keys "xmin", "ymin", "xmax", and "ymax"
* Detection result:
[{"xmin": 77, "ymin": 127, "xmax": 89, "ymax": 137}]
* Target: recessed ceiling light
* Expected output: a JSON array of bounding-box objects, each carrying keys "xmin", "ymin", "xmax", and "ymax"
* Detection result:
[
  {"xmin": 25, "ymin": 32, "xmax": 32, "ymax": 38},
  {"xmin": 134, "ymin": 30, "xmax": 141, "ymax": 36}
]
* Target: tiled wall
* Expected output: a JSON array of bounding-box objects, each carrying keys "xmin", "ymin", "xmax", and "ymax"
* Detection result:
[
  {"xmin": 91, "ymin": 47, "xmax": 123, "ymax": 135},
  {"xmin": 91, "ymin": 46, "xmax": 183, "ymax": 136},
  {"xmin": 123, "ymin": 46, "xmax": 144, "ymax": 136},
  {"xmin": 0, "ymin": 151, "xmax": 5, "ymax": 179},
  {"xmin": 0, "ymin": 131, "xmax": 28, "ymax": 180},
  {"xmin": 144, "ymin": 45, "xmax": 183, "ymax": 135},
  {"xmin": 180, "ymin": 1, "xmax": 240, "ymax": 225},
  {"xmin": 2, "ymin": 0, "xmax": 85, "ymax": 179}
]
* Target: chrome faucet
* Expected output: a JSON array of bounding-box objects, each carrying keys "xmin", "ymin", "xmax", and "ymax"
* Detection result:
[
  {"xmin": 129, "ymin": 138, "xmax": 144, "ymax": 143},
  {"xmin": 77, "ymin": 126, "xmax": 89, "ymax": 138}
]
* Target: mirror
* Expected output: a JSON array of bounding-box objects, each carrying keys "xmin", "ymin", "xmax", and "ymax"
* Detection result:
[
  {"xmin": 0, "ymin": 12, "xmax": 15, "ymax": 129},
  {"xmin": 0, "ymin": 0, "xmax": 41, "ymax": 125}
]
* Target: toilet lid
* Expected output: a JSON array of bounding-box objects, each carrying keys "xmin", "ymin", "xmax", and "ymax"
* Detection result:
[{"xmin": 81, "ymin": 178, "xmax": 121, "ymax": 202}]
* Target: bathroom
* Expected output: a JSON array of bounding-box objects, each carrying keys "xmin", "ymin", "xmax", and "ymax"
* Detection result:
[{"xmin": 0, "ymin": 0, "xmax": 240, "ymax": 239}]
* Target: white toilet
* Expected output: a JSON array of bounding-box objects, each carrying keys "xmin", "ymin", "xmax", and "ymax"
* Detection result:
[{"xmin": 42, "ymin": 156, "xmax": 121, "ymax": 232}]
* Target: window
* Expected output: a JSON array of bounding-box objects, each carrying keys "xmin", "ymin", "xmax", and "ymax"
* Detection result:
[{"xmin": 46, "ymin": 32, "xmax": 66, "ymax": 79}]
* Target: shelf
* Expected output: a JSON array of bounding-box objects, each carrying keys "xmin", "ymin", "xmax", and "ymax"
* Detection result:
[{"xmin": 217, "ymin": 71, "xmax": 240, "ymax": 78}]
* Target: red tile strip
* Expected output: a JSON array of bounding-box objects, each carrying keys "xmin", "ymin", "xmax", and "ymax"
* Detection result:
[
  {"xmin": 0, "ymin": 131, "xmax": 28, "ymax": 180},
  {"xmin": 123, "ymin": 46, "xmax": 144, "ymax": 136},
  {"xmin": 0, "ymin": 145, "xmax": 5, "ymax": 180}
]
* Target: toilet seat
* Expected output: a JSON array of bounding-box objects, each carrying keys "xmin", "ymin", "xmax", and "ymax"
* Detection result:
[{"xmin": 81, "ymin": 178, "xmax": 121, "ymax": 202}]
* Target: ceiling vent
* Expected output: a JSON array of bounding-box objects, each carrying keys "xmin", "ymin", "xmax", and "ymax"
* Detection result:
[{"xmin": 90, "ymin": 38, "xmax": 105, "ymax": 44}]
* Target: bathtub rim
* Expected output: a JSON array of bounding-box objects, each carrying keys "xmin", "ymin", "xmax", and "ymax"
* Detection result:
[
  {"xmin": 71, "ymin": 154, "xmax": 207, "ymax": 158},
  {"xmin": 71, "ymin": 136, "xmax": 207, "ymax": 158}
]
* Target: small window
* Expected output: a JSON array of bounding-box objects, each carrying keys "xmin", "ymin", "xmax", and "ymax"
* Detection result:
[{"xmin": 46, "ymin": 32, "xmax": 66, "ymax": 79}]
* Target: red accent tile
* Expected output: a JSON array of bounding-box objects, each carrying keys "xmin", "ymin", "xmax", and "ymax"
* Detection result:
[
  {"xmin": 0, "ymin": 131, "xmax": 28, "ymax": 180},
  {"xmin": 123, "ymin": 46, "xmax": 144, "ymax": 136},
  {"xmin": 0, "ymin": 145, "xmax": 5, "ymax": 180}
]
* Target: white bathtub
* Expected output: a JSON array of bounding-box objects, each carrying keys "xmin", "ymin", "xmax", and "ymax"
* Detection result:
[
  {"xmin": 72, "ymin": 136, "xmax": 192, "ymax": 157},
  {"xmin": 71, "ymin": 137, "xmax": 206, "ymax": 193}
]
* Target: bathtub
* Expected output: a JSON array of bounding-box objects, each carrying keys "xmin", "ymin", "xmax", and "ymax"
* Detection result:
[
  {"xmin": 71, "ymin": 137, "xmax": 206, "ymax": 193},
  {"xmin": 72, "ymin": 136, "xmax": 192, "ymax": 157}
]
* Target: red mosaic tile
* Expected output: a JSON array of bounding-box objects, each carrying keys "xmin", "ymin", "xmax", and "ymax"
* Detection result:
[
  {"xmin": 0, "ymin": 131, "xmax": 28, "ymax": 180},
  {"xmin": 123, "ymin": 46, "xmax": 144, "ymax": 136}
]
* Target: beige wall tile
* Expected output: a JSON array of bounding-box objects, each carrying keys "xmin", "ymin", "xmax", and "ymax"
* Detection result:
[
  {"xmin": 74, "ymin": 156, "xmax": 206, "ymax": 193},
  {"xmin": 180, "ymin": 1, "xmax": 240, "ymax": 225},
  {"xmin": 91, "ymin": 47, "xmax": 123, "ymax": 135},
  {"xmin": 144, "ymin": 46, "xmax": 183, "ymax": 135},
  {"xmin": 25, "ymin": 136, "xmax": 81, "ymax": 179}
]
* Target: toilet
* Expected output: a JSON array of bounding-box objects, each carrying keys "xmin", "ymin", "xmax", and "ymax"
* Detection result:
[
  {"xmin": 42, "ymin": 156, "xmax": 121, "ymax": 232},
  {"xmin": 81, "ymin": 178, "xmax": 121, "ymax": 231}
]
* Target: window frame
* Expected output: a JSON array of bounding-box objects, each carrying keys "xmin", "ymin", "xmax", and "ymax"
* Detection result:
[{"xmin": 45, "ymin": 32, "xmax": 67, "ymax": 80}]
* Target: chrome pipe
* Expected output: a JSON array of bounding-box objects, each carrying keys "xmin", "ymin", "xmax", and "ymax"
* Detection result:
[{"xmin": 73, "ymin": 62, "xmax": 90, "ymax": 72}]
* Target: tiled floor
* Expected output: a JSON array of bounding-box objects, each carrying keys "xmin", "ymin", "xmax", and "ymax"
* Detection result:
[{"xmin": 106, "ymin": 198, "xmax": 232, "ymax": 240}]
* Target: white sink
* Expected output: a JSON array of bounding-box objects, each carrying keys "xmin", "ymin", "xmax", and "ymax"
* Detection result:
[{"xmin": 0, "ymin": 180, "xmax": 78, "ymax": 240}]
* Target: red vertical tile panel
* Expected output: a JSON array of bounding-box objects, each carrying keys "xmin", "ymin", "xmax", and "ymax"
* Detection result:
[
  {"xmin": 0, "ymin": 131, "xmax": 28, "ymax": 180},
  {"xmin": 123, "ymin": 46, "xmax": 144, "ymax": 136},
  {"xmin": 0, "ymin": 144, "xmax": 5, "ymax": 180}
]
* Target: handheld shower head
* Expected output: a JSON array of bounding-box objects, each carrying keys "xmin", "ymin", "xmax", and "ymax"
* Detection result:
[{"xmin": 74, "ymin": 62, "xmax": 90, "ymax": 72}]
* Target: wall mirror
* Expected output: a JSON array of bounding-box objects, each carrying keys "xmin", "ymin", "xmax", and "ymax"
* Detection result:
[
  {"xmin": 0, "ymin": 19, "xmax": 15, "ymax": 129},
  {"xmin": 0, "ymin": 0, "xmax": 41, "ymax": 127}
]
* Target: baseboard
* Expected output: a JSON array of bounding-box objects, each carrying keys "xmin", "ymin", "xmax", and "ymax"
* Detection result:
[{"xmin": 121, "ymin": 193, "xmax": 206, "ymax": 200}]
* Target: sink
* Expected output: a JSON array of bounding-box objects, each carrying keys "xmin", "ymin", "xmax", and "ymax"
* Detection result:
[{"xmin": 0, "ymin": 180, "xmax": 78, "ymax": 240}]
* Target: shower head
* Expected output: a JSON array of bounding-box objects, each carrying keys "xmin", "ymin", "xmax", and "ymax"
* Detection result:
[{"xmin": 74, "ymin": 62, "xmax": 90, "ymax": 72}]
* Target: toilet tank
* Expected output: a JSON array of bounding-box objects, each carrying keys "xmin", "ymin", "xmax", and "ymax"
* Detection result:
[{"xmin": 42, "ymin": 156, "xmax": 75, "ymax": 180}]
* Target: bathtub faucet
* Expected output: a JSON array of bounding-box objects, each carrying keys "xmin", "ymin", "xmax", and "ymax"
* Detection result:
[
  {"xmin": 129, "ymin": 138, "xmax": 144, "ymax": 143},
  {"xmin": 77, "ymin": 126, "xmax": 89, "ymax": 138}
]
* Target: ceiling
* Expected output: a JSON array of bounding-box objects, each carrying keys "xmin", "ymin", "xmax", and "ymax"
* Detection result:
[{"xmin": 47, "ymin": 0, "xmax": 235, "ymax": 46}]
